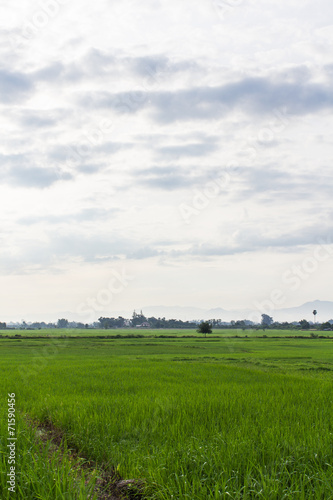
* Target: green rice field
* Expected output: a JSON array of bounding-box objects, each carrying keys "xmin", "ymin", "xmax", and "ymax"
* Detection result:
[
  {"xmin": 0, "ymin": 327, "xmax": 323, "ymax": 337},
  {"xmin": 1, "ymin": 331, "xmax": 333, "ymax": 499}
]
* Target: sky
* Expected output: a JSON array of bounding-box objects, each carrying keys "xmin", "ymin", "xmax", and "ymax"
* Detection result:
[{"xmin": 1, "ymin": 0, "xmax": 333, "ymax": 322}]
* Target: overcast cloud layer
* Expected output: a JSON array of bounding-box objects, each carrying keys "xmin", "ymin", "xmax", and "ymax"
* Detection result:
[{"xmin": 1, "ymin": 0, "xmax": 333, "ymax": 321}]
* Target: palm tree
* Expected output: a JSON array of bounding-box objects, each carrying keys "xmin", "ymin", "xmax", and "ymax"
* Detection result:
[{"xmin": 313, "ymin": 309, "xmax": 317, "ymax": 324}]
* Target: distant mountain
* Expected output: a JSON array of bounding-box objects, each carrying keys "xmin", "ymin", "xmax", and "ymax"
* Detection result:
[
  {"xmin": 138, "ymin": 300, "xmax": 333, "ymax": 323},
  {"xmin": 139, "ymin": 305, "xmax": 215, "ymax": 321},
  {"xmin": 274, "ymin": 300, "xmax": 333, "ymax": 322},
  {"xmin": 140, "ymin": 305, "xmax": 255, "ymax": 322},
  {"xmin": 9, "ymin": 300, "xmax": 333, "ymax": 324}
]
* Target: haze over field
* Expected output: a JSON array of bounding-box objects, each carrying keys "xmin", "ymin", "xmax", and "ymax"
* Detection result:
[
  {"xmin": 4, "ymin": 300, "xmax": 333, "ymax": 326},
  {"xmin": 1, "ymin": 1, "xmax": 333, "ymax": 321}
]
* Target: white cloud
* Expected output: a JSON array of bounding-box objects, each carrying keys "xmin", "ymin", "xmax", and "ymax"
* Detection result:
[{"xmin": 0, "ymin": 0, "xmax": 333, "ymax": 320}]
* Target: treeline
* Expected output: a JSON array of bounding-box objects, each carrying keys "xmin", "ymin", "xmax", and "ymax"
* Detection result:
[
  {"xmin": 1, "ymin": 312, "xmax": 332, "ymax": 330},
  {"xmin": 98, "ymin": 312, "xmax": 198, "ymax": 329}
]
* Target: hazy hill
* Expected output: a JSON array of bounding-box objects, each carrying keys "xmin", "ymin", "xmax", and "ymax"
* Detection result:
[{"xmin": 141, "ymin": 300, "xmax": 333, "ymax": 323}]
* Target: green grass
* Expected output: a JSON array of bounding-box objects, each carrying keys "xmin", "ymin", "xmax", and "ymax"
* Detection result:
[
  {"xmin": 0, "ymin": 409, "xmax": 98, "ymax": 499},
  {"xmin": 0, "ymin": 327, "xmax": 329, "ymax": 337},
  {"xmin": 1, "ymin": 334, "xmax": 333, "ymax": 499}
]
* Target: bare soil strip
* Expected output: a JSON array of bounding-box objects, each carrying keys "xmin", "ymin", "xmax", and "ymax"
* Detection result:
[{"xmin": 27, "ymin": 416, "xmax": 145, "ymax": 500}]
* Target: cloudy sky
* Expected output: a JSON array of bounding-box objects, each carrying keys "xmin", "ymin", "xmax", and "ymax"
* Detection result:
[{"xmin": 1, "ymin": 0, "xmax": 333, "ymax": 322}]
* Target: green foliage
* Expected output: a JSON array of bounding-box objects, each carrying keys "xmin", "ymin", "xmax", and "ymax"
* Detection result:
[
  {"xmin": 300, "ymin": 319, "xmax": 310, "ymax": 329},
  {"xmin": 1, "ymin": 335, "xmax": 333, "ymax": 499},
  {"xmin": 197, "ymin": 321, "xmax": 213, "ymax": 336},
  {"xmin": 0, "ymin": 412, "xmax": 97, "ymax": 499},
  {"xmin": 57, "ymin": 318, "xmax": 69, "ymax": 329},
  {"xmin": 261, "ymin": 314, "xmax": 273, "ymax": 326}
]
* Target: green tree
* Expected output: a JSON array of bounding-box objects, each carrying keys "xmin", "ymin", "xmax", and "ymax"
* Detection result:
[
  {"xmin": 131, "ymin": 310, "xmax": 147, "ymax": 327},
  {"xmin": 57, "ymin": 318, "xmax": 69, "ymax": 328},
  {"xmin": 300, "ymin": 319, "xmax": 310, "ymax": 330},
  {"xmin": 261, "ymin": 314, "xmax": 273, "ymax": 327},
  {"xmin": 197, "ymin": 321, "xmax": 212, "ymax": 337}
]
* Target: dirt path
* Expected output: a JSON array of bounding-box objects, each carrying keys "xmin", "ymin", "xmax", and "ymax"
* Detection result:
[{"xmin": 28, "ymin": 417, "xmax": 144, "ymax": 499}]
